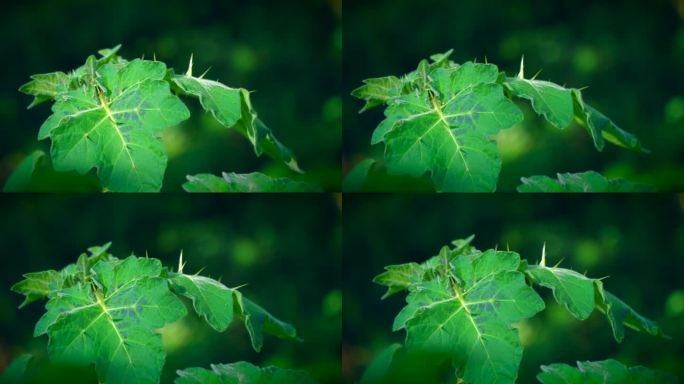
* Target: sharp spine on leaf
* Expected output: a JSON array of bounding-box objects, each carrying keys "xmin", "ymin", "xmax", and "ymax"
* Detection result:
[
  {"xmin": 178, "ymin": 250, "xmax": 185, "ymax": 273},
  {"xmin": 186, "ymin": 54, "xmax": 194, "ymax": 77}
]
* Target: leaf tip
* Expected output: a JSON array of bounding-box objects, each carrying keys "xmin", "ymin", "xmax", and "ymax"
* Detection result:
[
  {"xmin": 518, "ymin": 55, "xmax": 525, "ymax": 79},
  {"xmin": 540, "ymin": 242, "xmax": 547, "ymax": 266}
]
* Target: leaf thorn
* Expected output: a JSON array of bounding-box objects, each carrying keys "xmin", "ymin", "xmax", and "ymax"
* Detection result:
[
  {"xmin": 199, "ymin": 66, "xmax": 212, "ymax": 79},
  {"xmin": 518, "ymin": 55, "xmax": 525, "ymax": 79},
  {"xmin": 178, "ymin": 250, "xmax": 185, "ymax": 273},
  {"xmin": 531, "ymin": 68, "xmax": 543, "ymax": 80},
  {"xmin": 186, "ymin": 53, "xmax": 194, "ymax": 77}
]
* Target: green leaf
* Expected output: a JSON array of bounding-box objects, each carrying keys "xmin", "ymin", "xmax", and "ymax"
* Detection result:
[
  {"xmin": 351, "ymin": 76, "xmax": 403, "ymax": 113},
  {"xmin": 181, "ymin": 173, "xmax": 230, "ymax": 192},
  {"xmin": 0, "ymin": 354, "xmax": 33, "ymax": 384},
  {"xmin": 517, "ymin": 171, "xmax": 654, "ymax": 192},
  {"xmin": 504, "ymin": 77, "xmax": 573, "ymax": 129},
  {"xmin": 396, "ymin": 248, "xmax": 545, "ymax": 384},
  {"xmin": 343, "ymin": 158, "xmax": 376, "ymax": 192},
  {"xmin": 572, "ymin": 89, "xmax": 647, "ymax": 152},
  {"xmin": 36, "ymin": 256, "xmax": 187, "ymax": 384},
  {"xmin": 175, "ymin": 362, "xmax": 317, "ymax": 384},
  {"xmin": 173, "ymin": 74, "xmax": 300, "ymax": 172},
  {"xmin": 354, "ymin": 54, "xmax": 647, "ymax": 191},
  {"xmin": 11, "ymin": 269, "xmax": 64, "ymax": 309},
  {"xmin": 19, "ymin": 71, "xmax": 72, "ymax": 109},
  {"xmin": 380, "ymin": 62, "xmax": 523, "ymax": 191},
  {"xmin": 526, "ymin": 255, "xmax": 663, "ymax": 342},
  {"xmin": 183, "ymin": 172, "xmax": 321, "ymax": 193},
  {"xmin": 172, "ymin": 74, "xmax": 242, "ymax": 127},
  {"xmin": 537, "ymin": 359, "xmax": 679, "ymax": 384},
  {"xmin": 594, "ymin": 280, "xmax": 665, "ymax": 342},
  {"xmin": 169, "ymin": 272, "xmax": 234, "ymax": 332},
  {"xmin": 233, "ymin": 290, "xmax": 298, "ymax": 352},
  {"xmin": 360, "ymin": 344, "xmax": 402, "ymax": 384},
  {"xmin": 373, "ymin": 262, "xmax": 423, "ymax": 299},
  {"xmin": 3, "ymin": 150, "xmax": 48, "ymax": 192},
  {"xmin": 526, "ymin": 263, "xmax": 595, "ymax": 320},
  {"xmin": 44, "ymin": 58, "xmax": 190, "ymax": 191}
]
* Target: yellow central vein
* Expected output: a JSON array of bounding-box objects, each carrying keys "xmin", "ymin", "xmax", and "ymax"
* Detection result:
[
  {"xmin": 450, "ymin": 277, "xmax": 489, "ymax": 360},
  {"xmin": 95, "ymin": 290, "xmax": 132, "ymax": 364},
  {"xmin": 430, "ymin": 94, "xmax": 470, "ymax": 174},
  {"xmin": 98, "ymin": 90, "xmax": 137, "ymax": 171}
]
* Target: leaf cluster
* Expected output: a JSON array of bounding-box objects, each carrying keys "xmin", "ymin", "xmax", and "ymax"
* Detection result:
[
  {"xmin": 364, "ymin": 236, "xmax": 674, "ymax": 383},
  {"xmin": 15, "ymin": 45, "xmax": 303, "ymax": 192},
  {"xmin": 10, "ymin": 243, "xmax": 313, "ymax": 384},
  {"xmin": 350, "ymin": 51, "xmax": 649, "ymax": 192}
]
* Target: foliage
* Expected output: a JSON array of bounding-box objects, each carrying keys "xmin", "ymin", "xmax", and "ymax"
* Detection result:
[
  {"xmin": 537, "ymin": 359, "xmax": 678, "ymax": 384},
  {"xmin": 10, "ymin": 243, "xmax": 310, "ymax": 384},
  {"xmin": 363, "ymin": 236, "xmax": 672, "ymax": 384},
  {"xmin": 0, "ymin": 354, "xmax": 33, "ymax": 384},
  {"xmin": 183, "ymin": 172, "xmax": 321, "ymax": 193},
  {"xmin": 175, "ymin": 361, "xmax": 317, "ymax": 384},
  {"xmin": 517, "ymin": 171, "xmax": 654, "ymax": 192},
  {"xmin": 350, "ymin": 52, "xmax": 648, "ymax": 192},
  {"xmin": 13, "ymin": 45, "xmax": 301, "ymax": 192}
]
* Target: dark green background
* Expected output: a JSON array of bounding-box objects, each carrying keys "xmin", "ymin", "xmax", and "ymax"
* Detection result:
[
  {"xmin": 343, "ymin": 194, "xmax": 684, "ymax": 382},
  {"xmin": 0, "ymin": 195, "xmax": 342, "ymax": 383},
  {"xmin": 0, "ymin": 0, "xmax": 341, "ymax": 191},
  {"xmin": 343, "ymin": 0, "xmax": 684, "ymax": 191}
]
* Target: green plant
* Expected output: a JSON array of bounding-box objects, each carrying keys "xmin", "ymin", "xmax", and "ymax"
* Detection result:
[
  {"xmin": 349, "ymin": 51, "xmax": 650, "ymax": 192},
  {"xmin": 183, "ymin": 172, "xmax": 321, "ymax": 192},
  {"xmin": 7, "ymin": 243, "xmax": 316, "ymax": 384},
  {"xmin": 362, "ymin": 236, "xmax": 677, "ymax": 384},
  {"xmin": 10, "ymin": 44, "xmax": 308, "ymax": 192},
  {"xmin": 517, "ymin": 170, "xmax": 653, "ymax": 192}
]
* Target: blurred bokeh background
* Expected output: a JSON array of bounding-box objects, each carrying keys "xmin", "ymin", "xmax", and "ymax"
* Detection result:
[
  {"xmin": 343, "ymin": 0, "xmax": 684, "ymax": 191},
  {"xmin": 0, "ymin": 194, "xmax": 341, "ymax": 383},
  {"xmin": 343, "ymin": 194, "xmax": 684, "ymax": 382},
  {"xmin": 0, "ymin": 0, "xmax": 341, "ymax": 191}
]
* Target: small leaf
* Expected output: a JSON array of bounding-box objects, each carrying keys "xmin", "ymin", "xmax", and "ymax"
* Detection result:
[
  {"xmin": 183, "ymin": 172, "xmax": 321, "ymax": 193},
  {"xmin": 175, "ymin": 362, "xmax": 317, "ymax": 384},
  {"xmin": 572, "ymin": 89, "xmax": 647, "ymax": 152},
  {"xmin": 3, "ymin": 150, "xmax": 47, "ymax": 192},
  {"xmin": 504, "ymin": 77, "xmax": 573, "ymax": 129},
  {"xmin": 233, "ymin": 290, "xmax": 298, "ymax": 352},
  {"xmin": 594, "ymin": 280, "xmax": 665, "ymax": 342},
  {"xmin": 11, "ymin": 269, "xmax": 64, "ymax": 308},
  {"xmin": 172, "ymin": 74, "xmax": 241, "ymax": 127},
  {"xmin": 526, "ymin": 263, "xmax": 595, "ymax": 320},
  {"xmin": 360, "ymin": 344, "xmax": 402, "ymax": 384},
  {"xmin": 517, "ymin": 171, "xmax": 654, "ymax": 192},
  {"xmin": 373, "ymin": 262, "xmax": 423, "ymax": 299},
  {"xmin": 97, "ymin": 44, "xmax": 122, "ymax": 61},
  {"xmin": 19, "ymin": 72, "xmax": 72, "ymax": 109},
  {"xmin": 182, "ymin": 174, "xmax": 230, "ymax": 192},
  {"xmin": 351, "ymin": 76, "xmax": 403, "ymax": 113},
  {"xmin": 537, "ymin": 359, "xmax": 678, "ymax": 384},
  {"xmin": 0, "ymin": 354, "xmax": 34, "ymax": 383},
  {"xmin": 173, "ymin": 74, "xmax": 300, "ymax": 172},
  {"xmin": 343, "ymin": 158, "xmax": 376, "ymax": 192},
  {"xmin": 169, "ymin": 272, "xmax": 234, "ymax": 332}
]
